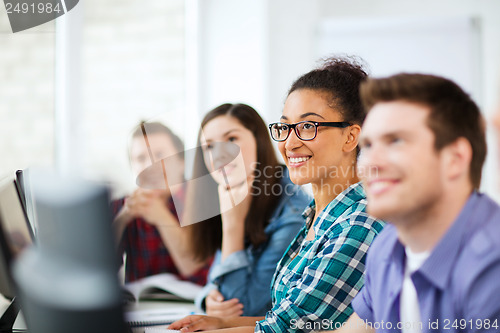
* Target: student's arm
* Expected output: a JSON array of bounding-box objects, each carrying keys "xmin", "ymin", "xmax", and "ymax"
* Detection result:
[
  {"xmin": 154, "ymin": 216, "xmax": 207, "ymax": 277},
  {"xmin": 194, "ymin": 177, "xmax": 268, "ymax": 317},
  {"xmin": 198, "ymin": 179, "xmax": 250, "ymax": 316},
  {"xmin": 205, "ymin": 289, "xmax": 245, "ymax": 317},
  {"xmin": 218, "ymin": 179, "xmax": 253, "ymax": 261},
  {"xmin": 169, "ymin": 314, "xmax": 264, "ymax": 332},
  {"xmin": 129, "ymin": 189, "xmax": 207, "ymax": 277}
]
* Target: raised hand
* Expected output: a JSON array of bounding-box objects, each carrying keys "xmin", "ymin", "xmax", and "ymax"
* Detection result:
[{"xmin": 125, "ymin": 188, "xmax": 176, "ymax": 227}]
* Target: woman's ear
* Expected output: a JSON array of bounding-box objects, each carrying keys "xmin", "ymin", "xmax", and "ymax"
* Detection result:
[{"xmin": 343, "ymin": 124, "xmax": 361, "ymax": 153}]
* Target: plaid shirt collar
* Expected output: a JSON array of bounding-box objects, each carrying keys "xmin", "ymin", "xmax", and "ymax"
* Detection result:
[{"xmin": 302, "ymin": 182, "xmax": 366, "ymax": 238}]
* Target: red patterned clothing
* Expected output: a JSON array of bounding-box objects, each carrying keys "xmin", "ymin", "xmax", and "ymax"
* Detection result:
[{"xmin": 111, "ymin": 194, "xmax": 210, "ymax": 285}]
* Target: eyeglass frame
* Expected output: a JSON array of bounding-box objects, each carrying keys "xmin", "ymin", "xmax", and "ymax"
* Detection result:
[{"xmin": 268, "ymin": 121, "xmax": 351, "ymax": 142}]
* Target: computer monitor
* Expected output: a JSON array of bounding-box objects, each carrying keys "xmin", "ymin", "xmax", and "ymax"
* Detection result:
[
  {"xmin": 15, "ymin": 169, "xmax": 37, "ymax": 237},
  {"xmin": 12, "ymin": 172, "xmax": 127, "ymax": 333},
  {"xmin": 14, "ymin": 171, "xmax": 26, "ymax": 214},
  {"xmin": 0, "ymin": 174, "xmax": 34, "ymax": 331}
]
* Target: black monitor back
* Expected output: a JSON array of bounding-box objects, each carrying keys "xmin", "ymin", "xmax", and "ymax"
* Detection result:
[{"xmin": 0, "ymin": 175, "xmax": 33, "ymax": 299}]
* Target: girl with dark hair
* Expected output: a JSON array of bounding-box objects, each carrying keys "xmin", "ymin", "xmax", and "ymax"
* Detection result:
[
  {"xmin": 186, "ymin": 103, "xmax": 310, "ymax": 317},
  {"xmin": 170, "ymin": 56, "xmax": 385, "ymax": 333}
]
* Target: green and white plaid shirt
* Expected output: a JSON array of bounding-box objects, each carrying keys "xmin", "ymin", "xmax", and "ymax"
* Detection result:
[{"xmin": 255, "ymin": 182, "xmax": 385, "ymax": 333}]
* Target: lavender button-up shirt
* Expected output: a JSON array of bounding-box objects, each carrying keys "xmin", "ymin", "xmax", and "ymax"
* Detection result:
[{"xmin": 353, "ymin": 192, "xmax": 500, "ymax": 332}]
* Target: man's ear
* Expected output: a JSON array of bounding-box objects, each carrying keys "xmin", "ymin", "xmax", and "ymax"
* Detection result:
[
  {"xmin": 442, "ymin": 137, "xmax": 473, "ymax": 182},
  {"xmin": 343, "ymin": 124, "xmax": 361, "ymax": 153}
]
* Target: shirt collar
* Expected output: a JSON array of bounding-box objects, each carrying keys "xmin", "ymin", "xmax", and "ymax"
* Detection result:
[
  {"xmin": 372, "ymin": 192, "xmax": 485, "ymax": 292},
  {"xmin": 302, "ymin": 202, "xmax": 316, "ymax": 231},
  {"xmin": 302, "ymin": 182, "xmax": 367, "ymax": 237}
]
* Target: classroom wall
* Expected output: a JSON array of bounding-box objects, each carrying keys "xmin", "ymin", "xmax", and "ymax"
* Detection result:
[
  {"xmin": 0, "ymin": 1, "xmax": 186, "ymax": 198},
  {"xmin": 197, "ymin": 0, "xmax": 268, "ymax": 121},
  {"xmin": 78, "ymin": 0, "xmax": 186, "ymax": 196},
  {"xmin": 199, "ymin": 0, "xmax": 500, "ymax": 200},
  {"xmin": 0, "ymin": 16, "xmax": 55, "ymax": 174},
  {"xmin": 1, "ymin": 1, "xmax": 499, "ymax": 199},
  {"xmin": 312, "ymin": 0, "xmax": 500, "ymax": 200}
]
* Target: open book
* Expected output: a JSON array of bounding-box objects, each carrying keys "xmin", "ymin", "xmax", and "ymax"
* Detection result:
[
  {"xmin": 145, "ymin": 327, "xmax": 180, "ymax": 333},
  {"xmin": 123, "ymin": 273, "xmax": 203, "ymax": 302}
]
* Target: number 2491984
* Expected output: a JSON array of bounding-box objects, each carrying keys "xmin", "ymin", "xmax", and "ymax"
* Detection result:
[
  {"xmin": 6, "ymin": 2, "xmax": 62, "ymax": 14},
  {"xmin": 442, "ymin": 319, "xmax": 498, "ymax": 330}
]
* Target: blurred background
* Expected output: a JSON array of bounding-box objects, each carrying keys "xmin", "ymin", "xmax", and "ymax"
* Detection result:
[{"xmin": 1, "ymin": 0, "xmax": 499, "ymax": 201}]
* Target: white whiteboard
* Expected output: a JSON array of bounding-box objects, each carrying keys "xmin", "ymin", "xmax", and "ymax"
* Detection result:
[{"xmin": 316, "ymin": 16, "xmax": 482, "ymax": 104}]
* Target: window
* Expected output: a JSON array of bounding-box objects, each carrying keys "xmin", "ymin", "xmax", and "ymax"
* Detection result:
[
  {"xmin": 80, "ymin": 0, "xmax": 188, "ymax": 197},
  {"xmin": 0, "ymin": 0, "xmax": 190, "ymax": 199},
  {"xmin": 0, "ymin": 15, "xmax": 55, "ymax": 176}
]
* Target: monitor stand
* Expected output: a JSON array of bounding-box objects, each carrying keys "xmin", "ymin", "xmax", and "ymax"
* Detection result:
[{"xmin": 0, "ymin": 297, "xmax": 20, "ymax": 332}]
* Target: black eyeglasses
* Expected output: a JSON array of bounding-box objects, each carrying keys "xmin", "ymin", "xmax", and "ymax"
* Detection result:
[{"xmin": 268, "ymin": 121, "xmax": 351, "ymax": 142}]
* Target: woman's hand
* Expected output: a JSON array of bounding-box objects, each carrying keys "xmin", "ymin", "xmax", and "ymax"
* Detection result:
[
  {"xmin": 218, "ymin": 175, "xmax": 254, "ymax": 229},
  {"xmin": 125, "ymin": 189, "xmax": 176, "ymax": 227},
  {"xmin": 206, "ymin": 289, "xmax": 244, "ymax": 317},
  {"xmin": 218, "ymin": 176, "xmax": 254, "ymax": 261},
  {"xmin": 168, "ymin": 315, "xmax": 226, "ymax": 332}
]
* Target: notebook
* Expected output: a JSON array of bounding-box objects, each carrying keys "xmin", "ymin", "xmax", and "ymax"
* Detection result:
[
  {"xmin": 123, "ymin": 273, "xmax": 203, "ymax": 303},
  {"xmin": 144, "ymin": 326, "xmax": 180, "ymax": 333},
  {"xmin": 125, "ymin": 307, "xmax": 194, "ymax": 327}
]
